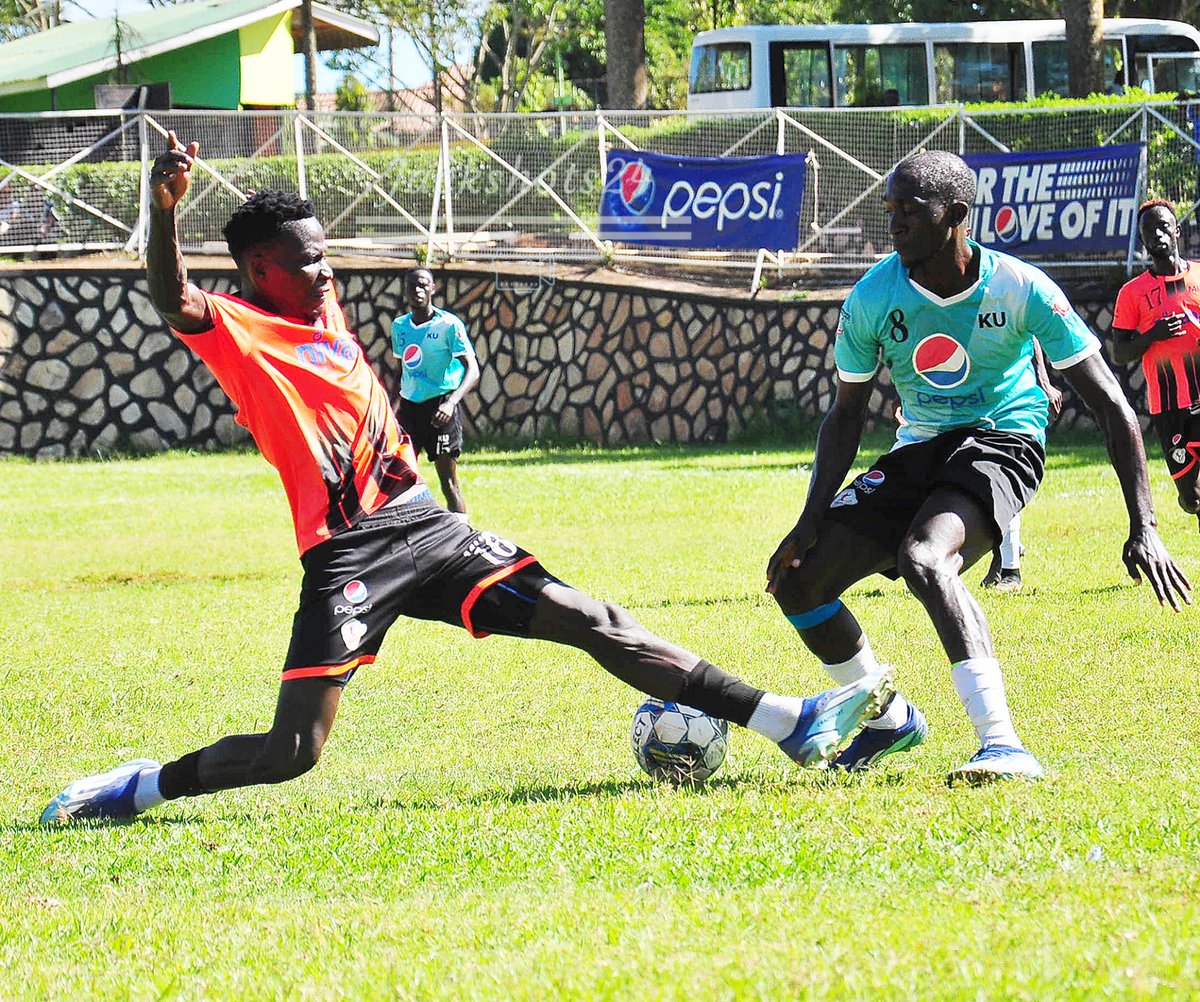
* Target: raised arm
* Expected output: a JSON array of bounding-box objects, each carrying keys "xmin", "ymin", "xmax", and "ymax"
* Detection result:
[
  {"xmin": 146, "ymin": 132, "xmax": 212, "ymax": 335},
  {"xmin": 766, "ymin": 378, "xmax": 872, "ymax": 594},
  {"xmin": 1060, "ymin": 351, "xmax": 1192, "ymax": 610}
]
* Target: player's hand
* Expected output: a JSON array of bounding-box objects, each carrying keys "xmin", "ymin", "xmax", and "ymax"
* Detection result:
[
  {"xmin": 432, "ymin": 401, "xmax": 454, "ymax": 428},
  {"xmin": 1122, "ymin": 525, "xmax": 1192, "ymax": 611},
  {"xmin": 1046, "ymin": 384, "xmax": 1064, "ymax": 420},
  {"xmin": 766, "ymin": 517, "xmax": 819, "ymax": 595},
  {"xmin": 1153, "ymin": 313, "xmax": 1185, "ymax": 341},
  {"xmin": 150, "ymin": 132, "xmax": 199, "ymax": 211}
]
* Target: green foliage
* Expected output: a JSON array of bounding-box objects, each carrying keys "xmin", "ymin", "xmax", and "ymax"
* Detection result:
[
  {"xmin": 335, "ymin": 74, "xmax": 372, "ymax": 113},
  {"xmin": 2, "ymin": 445, "xmax": 1200, "ymax": 997}
]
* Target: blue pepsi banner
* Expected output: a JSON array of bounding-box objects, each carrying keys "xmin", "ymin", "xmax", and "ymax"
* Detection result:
[
  {"xmin": 963, "ymin": 143, "xmax": 1142, "ymax": 255},
  {"xmin": 599, "ymin": 151, "xmax": 808, "ymax": 250}
]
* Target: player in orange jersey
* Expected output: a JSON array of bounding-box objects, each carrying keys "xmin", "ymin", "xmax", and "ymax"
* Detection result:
[
  {"xmin": 40, "ymin": 134, "xmax": 894, "ymax": 824},
  {"xmin": 1112, "ymin": 199, "xmax": 1200, "ymax": 533}
]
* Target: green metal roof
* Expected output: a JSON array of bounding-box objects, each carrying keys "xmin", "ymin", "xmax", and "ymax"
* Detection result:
[{"xmin": 0, "ymin": 0, "xmax": 379, "ymax": 97}]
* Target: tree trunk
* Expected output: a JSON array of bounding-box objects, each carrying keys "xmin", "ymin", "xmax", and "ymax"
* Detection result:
[
  {"xmin": 301, "ymin": 0, "xmax": 318, "ymax": 112},
  {"xmin": 604, "ymin": 0, "xmax": 647, "ymax": 109},
  {"xmin": 1062, "ymin": 0, "xmax": 1106, "ymax": 98}
]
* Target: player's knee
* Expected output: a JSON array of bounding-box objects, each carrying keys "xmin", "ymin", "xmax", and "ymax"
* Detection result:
[
  {"xmin": 771, "ymin": 567, "xmax": 836, "ymax": 616},
  {"xmin": 896, "ymin": 537, "xmax": 953, "ymax": 593},
  {"xmin": 256, "ymin": 730, "xmax": 325, "ymax": 783}
]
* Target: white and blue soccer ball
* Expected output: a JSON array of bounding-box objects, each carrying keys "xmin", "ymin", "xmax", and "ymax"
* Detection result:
[{"xmin": 630, "ymin": 698, "xmax": 728, "ymax": 784}]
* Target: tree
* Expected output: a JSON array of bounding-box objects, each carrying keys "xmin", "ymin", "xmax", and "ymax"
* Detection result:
[
  {"xmin": 604, "ymin": 0, "xmax": 647, "ymax": 108},
  {"xmin": 1061, "ymin": 0, "xmax": 1105, "ymax": 97}
]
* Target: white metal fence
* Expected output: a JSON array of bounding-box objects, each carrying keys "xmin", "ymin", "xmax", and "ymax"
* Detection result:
[{"xmin": 3, "ymin": 102, "xmax": 1200, "ymax": 278}]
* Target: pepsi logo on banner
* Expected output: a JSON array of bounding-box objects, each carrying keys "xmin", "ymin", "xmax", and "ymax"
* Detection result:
[
  {"xmin": 964, "ymin": 143, "xmax": 1142, "ymax": 256},
  {"xmin": 599, "ymin": 150, "xmax": 808, "ymax": 250},
  {"xmin": 914, "ymin": 334, "xmax": 970, "ymax": 389},
  {"xmin": 618, "ymin": 160, "xmax": 655, "ymax": 214}
]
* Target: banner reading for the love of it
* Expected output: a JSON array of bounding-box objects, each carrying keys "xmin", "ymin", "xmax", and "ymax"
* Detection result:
[{"xmin": 963, "ymin": 143, "xmax": 1143, "ymax": 255}]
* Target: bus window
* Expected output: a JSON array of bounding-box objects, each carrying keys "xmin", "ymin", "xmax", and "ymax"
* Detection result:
[
  {"xmin": 1032, "ymin": 40, "xmax": 1124, "ymax": 96},
  {"xmin": 1143, "ymin": 54, "xmax": 1200, "ymax": 93},
  {"xmin": 770, "ymin": 42, "xmax": 832, "ymax": 106},
  {"xmin": 834, "ymin": 45, "xmax": 927, "ymax": 106},
  {"xmin": 689, "ymin": 42, "xmax": 753, "ymax": 94},
  {"xmin": 934, "ymin": 42, "xmax": 1027, "ymax": 102}
]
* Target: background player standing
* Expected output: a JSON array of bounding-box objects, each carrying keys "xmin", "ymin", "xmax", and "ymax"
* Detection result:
[
  {"xmin": 1111, "ymin": 199, "xmax": 1200, "ymax": 533},
  {"xmin": 766, "ymin": 150, "xmax": 1190, "ymax": 786},
  {"xmin": 41, "ymin": 134, "xmax": 893, "ymax": 825},
  {"xmin": 391, "ymin": 268, "xmax": 479, "ymax": 520}
]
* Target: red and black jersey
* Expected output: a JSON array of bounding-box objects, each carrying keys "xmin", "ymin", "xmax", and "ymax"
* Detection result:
[
  {"xmin": 1113, "ymin": 264, "xmax": 1200, "ymax": 414},
  {"xmin": 174, "ymin": 290, "xmax": 423, "ymax": 554}
]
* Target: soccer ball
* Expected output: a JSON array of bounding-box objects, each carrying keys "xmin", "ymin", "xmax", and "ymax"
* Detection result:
[{"xmin": 630, "ymin": 698, "xmax": 728, "ymax": 784}]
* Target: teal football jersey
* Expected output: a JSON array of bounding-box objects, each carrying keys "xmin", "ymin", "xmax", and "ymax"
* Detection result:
[
  {"xmin": 390, "ymin": 307, "xmax": 475, "ymax": 404},
  {"xmin": 835, "ymin": 243, "xmax": 1100, "ymax": 447}
]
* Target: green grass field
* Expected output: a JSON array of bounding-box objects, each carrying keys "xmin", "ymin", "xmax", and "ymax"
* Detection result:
[{"xmin": 3, "ymin": 439, "xmax": 1199, "ymax": 1000}]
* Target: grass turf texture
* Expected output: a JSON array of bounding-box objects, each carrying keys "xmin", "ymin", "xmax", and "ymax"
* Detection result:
[{"xmin": 2, "ymin": 438, "xmax": 1199, "ymax": 1000}]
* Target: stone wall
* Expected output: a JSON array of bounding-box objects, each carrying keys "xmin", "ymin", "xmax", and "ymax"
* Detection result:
[{"xmin": 0, "ymin": 263, "xmax": 1133, "ymax": 459}]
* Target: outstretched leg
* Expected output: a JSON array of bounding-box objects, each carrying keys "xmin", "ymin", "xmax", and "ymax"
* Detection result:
[
  {"xmin": 527, "ymin": 582, "xmax": 892, "ymax": 768},
  {"xmin": 42, "ymin": 679, "xmax": 343, "ymax": 823}
]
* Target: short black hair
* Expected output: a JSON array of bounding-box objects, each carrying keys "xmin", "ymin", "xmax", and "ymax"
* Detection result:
[
  {"xmin": 223, "ymin": 189, "xmax": 317, "ymax": 262},
  {"xmin": 892, "ymin": 149, "xmax": 977, "ymax": 206},
  {"xmin": 405, "ymin": 267, "xmax": 434, "ymax": 285},
  {"xmin": 1137, "ymin": 198, "xmax": 1176, "ymax": 224}
]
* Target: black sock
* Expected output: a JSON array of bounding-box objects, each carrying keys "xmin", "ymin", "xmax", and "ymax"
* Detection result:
[
  {"xmin": 157, "ymin": 750, "xmax": 207, "ymax": 800},
  {"xmin": 676, "ymin": 660, "xmax": 764, "ymax": 727}
]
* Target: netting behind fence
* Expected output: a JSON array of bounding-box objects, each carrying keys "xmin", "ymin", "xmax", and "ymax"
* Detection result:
[{"xmin": 3, "ymin": 102, "xmax": 1200, "ymax": 272}]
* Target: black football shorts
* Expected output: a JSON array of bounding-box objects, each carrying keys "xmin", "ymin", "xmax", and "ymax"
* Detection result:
[
  {"xmin": 398, "ymin": 394, "xmax": 464, "ymax": 461},
  {"xmin": 1152, "ymin": 406, "xmax": 1200, "ymax": 505},
  {"xmin": 823, "ymin": 427, "xmax": 1045, "ymax": 576},
  {"xmin": 282, "ymin": 498, "xmax": 559, "ymax": 685}
]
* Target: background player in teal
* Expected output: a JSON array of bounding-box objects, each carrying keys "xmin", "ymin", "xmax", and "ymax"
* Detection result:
[
  {"xmin": 766, "ymin": 149, "xmax": 1190, "ymax": 785},
  {"xmin": 391, "ymin": 268, "xmax": 480, "ymax": 519}
]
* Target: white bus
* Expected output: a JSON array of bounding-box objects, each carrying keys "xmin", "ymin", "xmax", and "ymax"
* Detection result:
[{"xmin": 687, "ymin": 19, "xmax": 1200, "ymax": 110}]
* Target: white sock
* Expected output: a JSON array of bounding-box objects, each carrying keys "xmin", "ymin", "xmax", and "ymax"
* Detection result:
[
  {"xmin": 822, "ymin": 637, "xmax": 880, "ymax": 685},
  {"xmin": 950, "ymin": 657, "xmax": 1022, "ymax": 749},
  {"xmin": 1000, "ymin": 513, "xmax": 1021, "ymax": 569},
  {"xmin": 133, "ymin": 767, "xmax": 166, "ymax": 813},
  {"xmin": 746, "ymin": 694, "xmax": 807, "ymax": 743},
  {"xmin": 453, "ymin": 511, "xmax": 470, "ymax": 524},
  {"xmin": 823, "ymin": 638, "xmax": 909, "ymax": 730}
]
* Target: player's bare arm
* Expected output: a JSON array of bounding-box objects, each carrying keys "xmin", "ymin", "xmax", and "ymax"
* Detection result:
[
  {"xmin": 147, "ymin": 131, "xmax": 212, "ymax": 335},
  {"xmin": 767, "ymin": 378, "xmax": 871, "ymax": 594},
  {"xmin": 433, "ymin": 351, "xmax": 480, "ymax": 429},
  {"xmin": 1109, "ymin": 316, "xmax": 1184, "ymax": 365},
  {"xmin": 1061, "ymin": 351, "xmax": 1192, "ymax": 610}
]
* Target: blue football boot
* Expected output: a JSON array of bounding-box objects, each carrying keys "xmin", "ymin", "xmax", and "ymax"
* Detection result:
[
  {"xmin": 947, "ymin": 745, "xmax": 1044, "ymax": 786},
  {"xmin": 832, "ymin": 700, "xmax": 927, "ymax": 771},
  {"xmin": 40, "ymin": 758, "xmax": 160, "ymax": 825},
  {"xmin": 778, "ymin": 669, "xmax": 895, "ymax": 768}
]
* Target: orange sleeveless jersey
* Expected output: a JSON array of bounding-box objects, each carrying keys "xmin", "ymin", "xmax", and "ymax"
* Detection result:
[
  {"xmin": 175, "ymin": 289, "xmax": 423, "ymax": 554},
  {"xmin": 1112, "ymin": 264, "xmax": 1200, "ymax": 414}
]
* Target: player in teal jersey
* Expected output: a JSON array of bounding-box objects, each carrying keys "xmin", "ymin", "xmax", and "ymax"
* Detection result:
[
  {"xmin": 766, "ymin": 150, "xmax": 1191, "ymax": 785},
  {"xmin": 391, "ymin": 268, "xmax": 480, "ymax": 519}
]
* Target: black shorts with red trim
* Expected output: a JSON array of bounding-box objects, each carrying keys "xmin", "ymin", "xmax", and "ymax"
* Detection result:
[
  {"xmin": 282, "ymin": 499, "xmax": 559, "ymax": 684},
  {"xmin": 823, "ymin": 427, "xmax": 1045, "ymax": 577},
  {"xmin": 1152, "ymin": 406, "xmax": 1200, "ymax": 497}
]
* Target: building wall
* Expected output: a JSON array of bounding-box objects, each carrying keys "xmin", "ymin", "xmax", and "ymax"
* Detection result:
[
  {"xmin": 239, "ymin": 12, "xmax": 296, "ymax": 108},
  {"xmin": 0, "ymin": 265, "xmax": 1131, "ymax": 459}
]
